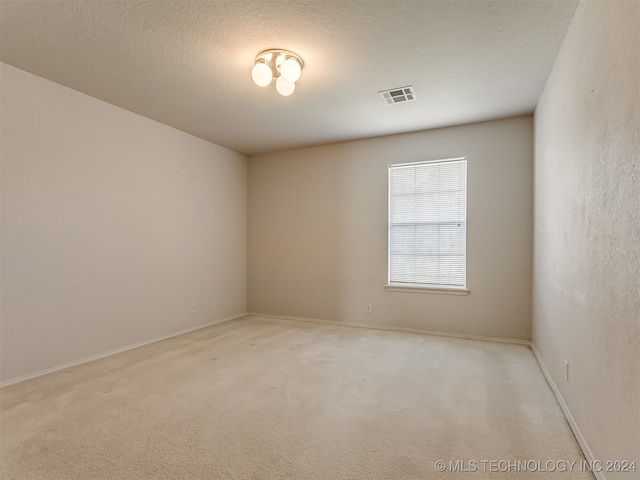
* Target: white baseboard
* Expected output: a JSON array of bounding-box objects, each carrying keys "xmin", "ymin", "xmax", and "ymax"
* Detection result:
[
  {"xmin": 530, "ymin": 343, "xmax": 604, "ymax": 480},
  {"xmin": 246, "ymin": 312, "xmax": 531, "ymax": 346},
  {"xmin": 3, "ymin": 311, "xmax": 598, "ymax": 480},
  {"xmin": 250, "ymin": 312, "xmax": 600, "ymax": 478},
  {"xmin": 0, "ymin": 313, "xmax": 246, "ymax": 388}
]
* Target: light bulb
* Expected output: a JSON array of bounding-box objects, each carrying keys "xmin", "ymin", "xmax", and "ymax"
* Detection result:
[
  {"xmin": 280, "ymin": 58, "xmax": 301, "ymax": 82},
  {"xmin": 251, "ymin": 62, "xmax": 272, "ymax": 87},
  {"xmin": 276, "ymin": 76, "xmax": 295, "ymax": 96}
]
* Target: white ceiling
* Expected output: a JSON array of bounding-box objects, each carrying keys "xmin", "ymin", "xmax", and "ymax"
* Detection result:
[{"xmin": 0, "ymin": 0, "xmax": 578, "ymax": 156}]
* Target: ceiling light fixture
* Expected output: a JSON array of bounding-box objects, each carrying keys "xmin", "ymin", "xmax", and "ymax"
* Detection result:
[{"xmin": 251, "ymin": 49, "xmax": 304, "ymax": 96}]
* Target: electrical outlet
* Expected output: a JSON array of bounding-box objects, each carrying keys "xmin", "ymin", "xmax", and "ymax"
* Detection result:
[
  {"xmin": 564, "ymin": 360, "xmax": 569, "ymax": 382},
  {"xmin": 365, "ymin": 302, "xmax": 372, "ymax": 313},
  {"xmin": 214, "ymin": 299, "xmax": 220, "ymax": 309},
  {"xmin": 191, "ymin": 303, "xmax": 196, "ymax": 313}
]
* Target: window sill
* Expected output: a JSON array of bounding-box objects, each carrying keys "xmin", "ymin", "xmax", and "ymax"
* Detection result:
[{"xmin": 384, "ymin": 284, "xmax": 470, "ymax": 296}]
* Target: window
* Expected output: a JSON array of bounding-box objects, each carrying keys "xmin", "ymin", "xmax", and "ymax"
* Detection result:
[{"xmin": 387, "ymin": 158, "xmax": 467, "ymax": 293}]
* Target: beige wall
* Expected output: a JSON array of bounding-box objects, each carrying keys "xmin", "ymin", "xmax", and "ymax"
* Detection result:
[
  {"xmin": 248, "ymin": 116, "xmax": 533, "ymax": 340},
  {"xmin": 0, "ymin": 63, "xmax": 247, "ymax": 383},
  {"xmin": 533, "ymin": 1, "xmax": 639, "ymax": 475}
]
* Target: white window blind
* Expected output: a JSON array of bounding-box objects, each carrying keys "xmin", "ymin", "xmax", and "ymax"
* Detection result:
[{"xmin": 388, "ymin": 158, "xmax": 467, "ymax": 288}]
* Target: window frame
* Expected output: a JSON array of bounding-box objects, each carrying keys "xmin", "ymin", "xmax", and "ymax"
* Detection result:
[{"xmin": 385, "ymin": 157, "xmax": 469, "ymax": 295}]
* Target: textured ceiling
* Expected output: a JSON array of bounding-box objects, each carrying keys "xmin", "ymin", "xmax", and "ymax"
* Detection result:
[{"xmin": 0, "ymin": 0, "xmax": 578, "ymax": 155}]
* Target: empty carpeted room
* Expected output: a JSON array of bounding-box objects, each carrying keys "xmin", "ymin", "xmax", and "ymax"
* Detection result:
[{"xmin": 1, "ymin": 1, "xmax": 638, "ymax": 479}]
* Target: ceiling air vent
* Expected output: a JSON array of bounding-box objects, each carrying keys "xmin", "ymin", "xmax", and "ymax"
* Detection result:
[{"xmin": 379, "ymin": 86, "xmax": 416, "ymax": 105}]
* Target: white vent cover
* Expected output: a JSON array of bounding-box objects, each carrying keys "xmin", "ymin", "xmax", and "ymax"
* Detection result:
[{"xmin": 379, "ymin": 86, "xmax": 416, "ymax": 105}]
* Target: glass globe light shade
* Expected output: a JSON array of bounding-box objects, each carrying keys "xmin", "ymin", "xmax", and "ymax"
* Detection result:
[
  {"xmin": 276, "ymin": 76, "xmax": 296, "ymax": 96},
  {"xmin": 251, "ymin": 62, "xmax": 272, "ymax": 87},
  {"xmin": 280, "ymin": 58, "xmax": 302, "ymax": 83}
]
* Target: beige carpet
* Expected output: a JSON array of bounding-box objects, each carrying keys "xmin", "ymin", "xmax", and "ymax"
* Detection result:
[{"xmin": 1, "ymin": 315, "xmax": 594, "ymax": 479}]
